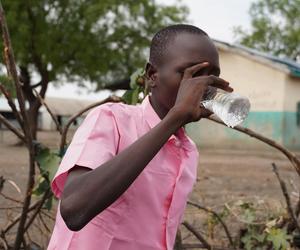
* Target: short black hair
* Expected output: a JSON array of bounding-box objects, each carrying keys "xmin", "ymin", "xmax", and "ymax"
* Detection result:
[{"xmin": 149, "ymin": 24, "xmax": 208, "ymax": 67}]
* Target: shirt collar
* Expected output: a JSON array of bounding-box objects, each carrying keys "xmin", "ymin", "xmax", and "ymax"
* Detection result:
[{"xmin": 141, "ymin": 95, "xmax": 195, "ymax": 151}]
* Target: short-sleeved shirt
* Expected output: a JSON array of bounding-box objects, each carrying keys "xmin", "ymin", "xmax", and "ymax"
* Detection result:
[{"xmin": 47, "ymin": 95, "xmax": 199, "ymax": 250}]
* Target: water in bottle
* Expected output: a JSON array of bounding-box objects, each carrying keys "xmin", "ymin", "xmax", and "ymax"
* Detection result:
[{"xmin": 201, "ymin": 87, "xmax": 251, "ymax": 128}]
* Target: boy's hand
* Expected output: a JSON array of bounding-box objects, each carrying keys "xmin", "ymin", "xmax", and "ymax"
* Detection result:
[{"xmin": 171, "ymin": 62, "xmax": 233, "ymax": 125}]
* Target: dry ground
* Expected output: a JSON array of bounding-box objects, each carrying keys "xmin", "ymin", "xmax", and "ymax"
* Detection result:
[{"xmin": 0, "ymin": 130, "xmax": 299, "ymax": 249}]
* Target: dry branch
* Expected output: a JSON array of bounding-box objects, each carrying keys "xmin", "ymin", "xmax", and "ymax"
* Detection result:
[
  {"xmin": 0, "ymin": 2, "xmax": 36, "ymax": 248},
  {"xmin": 24, "ymin": 188, "xmax": 52, "ymax": 231},
  {"xmin": 182, "ymin": 221, "xmax": 211, "ymax": 249},
  {"xmin": 0, "ymin": 84, "xmax": 24, "ymax": 131},
  {"xmin": 59, "ymin": 95, "xmax": 123, "ymax": 153},
  {"xmin": 207, "ymin": 116, "xmax": 300, "ymax": 176},
  {"xmin": 272, "ymin": 163, "xmax": 300, "ymax": 233},
  {"xmin": 33, "ymin": 89, "xmax": 62, "ymax": 135},
  {"xmin": 0, "ymin": 113, "xmax": 26, "ymax": 142},
  {"xmin": 0, "ymin": 192, "xmax": 22, "ymax": 204},
  {"xmin": 3, "ymin": 196, "xmax": 43, "ymax": 234},
  {"xmin": 187, "ymin": 201, "xmax": 235, "ymax": 249}
]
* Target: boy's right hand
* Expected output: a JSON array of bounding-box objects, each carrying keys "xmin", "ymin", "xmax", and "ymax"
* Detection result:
[{"xmin": 171, "ymin": 62, "xmax": 233, "ymax": 125}]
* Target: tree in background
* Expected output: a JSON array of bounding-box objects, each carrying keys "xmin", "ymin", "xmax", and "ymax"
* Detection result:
[
  {"xmin": 234, "ymin": 0, "xmax": 300, "ymax": 62},
  {"xmin": 1, "ymin": 0, "xmax": 188, "ymax": 139}
]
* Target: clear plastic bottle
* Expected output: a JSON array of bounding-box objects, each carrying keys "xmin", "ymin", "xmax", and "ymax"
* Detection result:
[{"xmin": 201, "ymin": 87, "xmax": 251, "ymax": 128}]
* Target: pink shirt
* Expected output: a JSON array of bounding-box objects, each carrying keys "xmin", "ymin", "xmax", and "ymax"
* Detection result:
[{"xmin": 47, "ymin": 95, "xmax": 199, "ymax": 250}]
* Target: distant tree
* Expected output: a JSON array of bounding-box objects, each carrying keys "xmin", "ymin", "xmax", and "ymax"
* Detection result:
[
  {"xmin": 1, "ymin": 0, "xmax": 188, "ymax": 139},
  {"xmin": 234, "ymin": 0, "xmax": 300, "ymax": 62}
]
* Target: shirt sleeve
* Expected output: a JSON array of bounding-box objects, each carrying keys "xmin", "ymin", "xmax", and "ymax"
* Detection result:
[{"xmin": 51, "ymin": 104, "xmax": 120, "ymax": 199}]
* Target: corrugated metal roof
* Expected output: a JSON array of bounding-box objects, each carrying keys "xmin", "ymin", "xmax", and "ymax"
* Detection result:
[{"xmin": 214, "ymin": 39, "xmax": 300, "ymax": 78}]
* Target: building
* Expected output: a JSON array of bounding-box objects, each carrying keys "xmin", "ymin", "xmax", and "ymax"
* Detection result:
[
  {"xmin": 1, "ymin": 41, "xmax": 299, "ymax": 149},
  {"xmin": 0, "ymin": 97, "xmax": 95, "ymax": 131},
  {"xmin": 186, "ymin": 40, "xmax": 300, "ymax": 150},
  {"xmin": 39, "ymin": 97, "xmax": 96, "ymax": 130}
]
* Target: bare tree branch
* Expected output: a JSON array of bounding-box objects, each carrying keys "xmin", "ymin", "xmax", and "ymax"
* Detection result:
[
  {"xmin": 59, "ymin": 95, "xmax": 123, "ymax": 154},
  {"xmin": 0, "ymin": 192, "xmax": 22, "ymax": 204},
  {"xmin": 182, "ymin": 221, "xmax": 211, "ymax": 249},
  {"xmin": 272, "ymin": 163, "xmax": 300, "ymax": 233},
  {"xmin": 2, "ymin": 197, "xmax": 43, "ymax": 234},
  {"xmin": 0, "ymin": 2, "xmax": 37, "ymax": 249},
  {"xmin": 24, "ymin": 188, "xmax": 52, "ymax": 231},
  {"xmin": 29, "ymin": 81, "xmax": 42, "ymax": 89},
  {"xmin": 32, "ymin": 89, "xmax": 63, "ymax": 134},
  {"xmin": 207, "ymin": 116, "xmax": 300, "ymax": 176},
  {"xmin": 0, "ymin": 236, "xmax": 9, "ymax": 250},
  {"xmin": 38, "ymin": 212, "xmax": 51, "ymax": 233},
  {"xmin": 0, "ymin": 84, "xmax": 24, "ymax": 131},
  {"xmin": 181, "ymin": 243, "xmax": 234, "ymax": 250},
  {"xmin": 0, "ymin": 113, "xmax": 26, "ymax": 143},
  {"xmin": 187, "ymin": 201, "xmax": 236, "ymax": 249},
  {"xmin": 296, "ymin": 195, "xmax": 300, "ymax": 218}
]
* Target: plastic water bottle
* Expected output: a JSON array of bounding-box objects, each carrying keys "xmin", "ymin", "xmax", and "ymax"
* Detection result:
[{"xmin": 201, "ymin": 87, "xmax": 251, "ymax": 128}]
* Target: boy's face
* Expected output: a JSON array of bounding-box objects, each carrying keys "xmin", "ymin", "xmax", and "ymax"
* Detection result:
[{"xmin": 148, "ymin": 33, "xmax": 220, "ymax": 117}]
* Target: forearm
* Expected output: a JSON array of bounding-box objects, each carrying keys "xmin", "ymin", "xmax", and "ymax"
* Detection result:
[{"xmin": 61, "ymin": 108, "xmax": 184, "ymax": 230}]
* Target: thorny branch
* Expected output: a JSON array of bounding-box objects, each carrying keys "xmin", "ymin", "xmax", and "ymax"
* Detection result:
[
  {"xmin": 272, "ymin": 163, "xmax": 300, "ymax": 233},
  {"xmin": 187, "ymin": 201, "xmax": 236, "ymax": 249}
]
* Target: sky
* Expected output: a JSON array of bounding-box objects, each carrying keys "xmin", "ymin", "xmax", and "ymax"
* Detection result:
[{"xmin": 46, "ymin": 0, "xmax": 256, "ymax": 100}]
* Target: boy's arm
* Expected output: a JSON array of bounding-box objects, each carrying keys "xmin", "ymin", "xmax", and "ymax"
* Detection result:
[{"xmin": 60, "ymin": 62, "xmax": 232, "ymax": 231}]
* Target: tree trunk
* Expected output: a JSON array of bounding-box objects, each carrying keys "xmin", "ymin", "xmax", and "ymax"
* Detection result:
[{"xmin": 28, "ymin": 100, "xmax": 41, "ymax": 140}]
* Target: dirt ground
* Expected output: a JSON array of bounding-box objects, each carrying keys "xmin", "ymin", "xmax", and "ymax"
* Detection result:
[{"xmin": 0, "ymin": 130, "xmax": 299, "ymax": 249}]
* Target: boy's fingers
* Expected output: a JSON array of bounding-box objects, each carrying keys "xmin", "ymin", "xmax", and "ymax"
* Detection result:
[
  {"xmin": 182, "ymin": 62, "xmax": 209, "ymax": 79},
  {"xmin": 196, "ymin": 75, "xmax": 233, "ymax": 92}
]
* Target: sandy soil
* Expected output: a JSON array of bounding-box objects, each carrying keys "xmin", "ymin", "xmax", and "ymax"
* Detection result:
[{"xmin": 0, "ymin": 130, "xmax": 299, "ymax": 249}]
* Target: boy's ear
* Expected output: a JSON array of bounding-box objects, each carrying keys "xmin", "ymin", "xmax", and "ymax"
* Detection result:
[{"xmin": 145, "ymin": 62, "xmax": 157, "ymax": 88}]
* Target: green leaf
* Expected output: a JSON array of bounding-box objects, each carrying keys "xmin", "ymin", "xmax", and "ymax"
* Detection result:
[
  {"xmin": 241, "ymin": 208, "xmax": 256, "ymax": 224},
  {"xmin": 130, "ymin": 68, "xmax": 144, "ymax": 89},
  {"xmin": 35, "ymin": 147, "xmax": 61, "ymax": 182},
  {"xmin": 234, "ymin": 0, "xmax": 300, "ymax": 61},
  {"xmin": 43, "ymin": 196, "xmax": 54, "ymax": 211},
  {"xmin": 32, "ymin": 176, "xmax": 49, "ymax": 196},
  {"xmin": 241, "ymin": 233, "xmax": 255, "ymax": 250},
  {"xmin": 0, "ymin": 75, "xmax": 16, "ymax": 98},
  {"xmin": 122, "ymin": 89, "xmax": 134, "ymax": 104},
  {"xmin": 266, "ymin": 228, "xmax": 292, "ymax": 250}
]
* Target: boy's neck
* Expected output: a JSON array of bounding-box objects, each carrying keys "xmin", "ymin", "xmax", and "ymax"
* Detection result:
[{"xmin": 149, "ymin": 95, "xmax": 169, "ymax": 121}]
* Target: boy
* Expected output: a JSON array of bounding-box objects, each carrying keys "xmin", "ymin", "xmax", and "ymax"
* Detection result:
[{"xmin": 47, "ymin": 24, "xmax": 233, "ymax": 250}]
